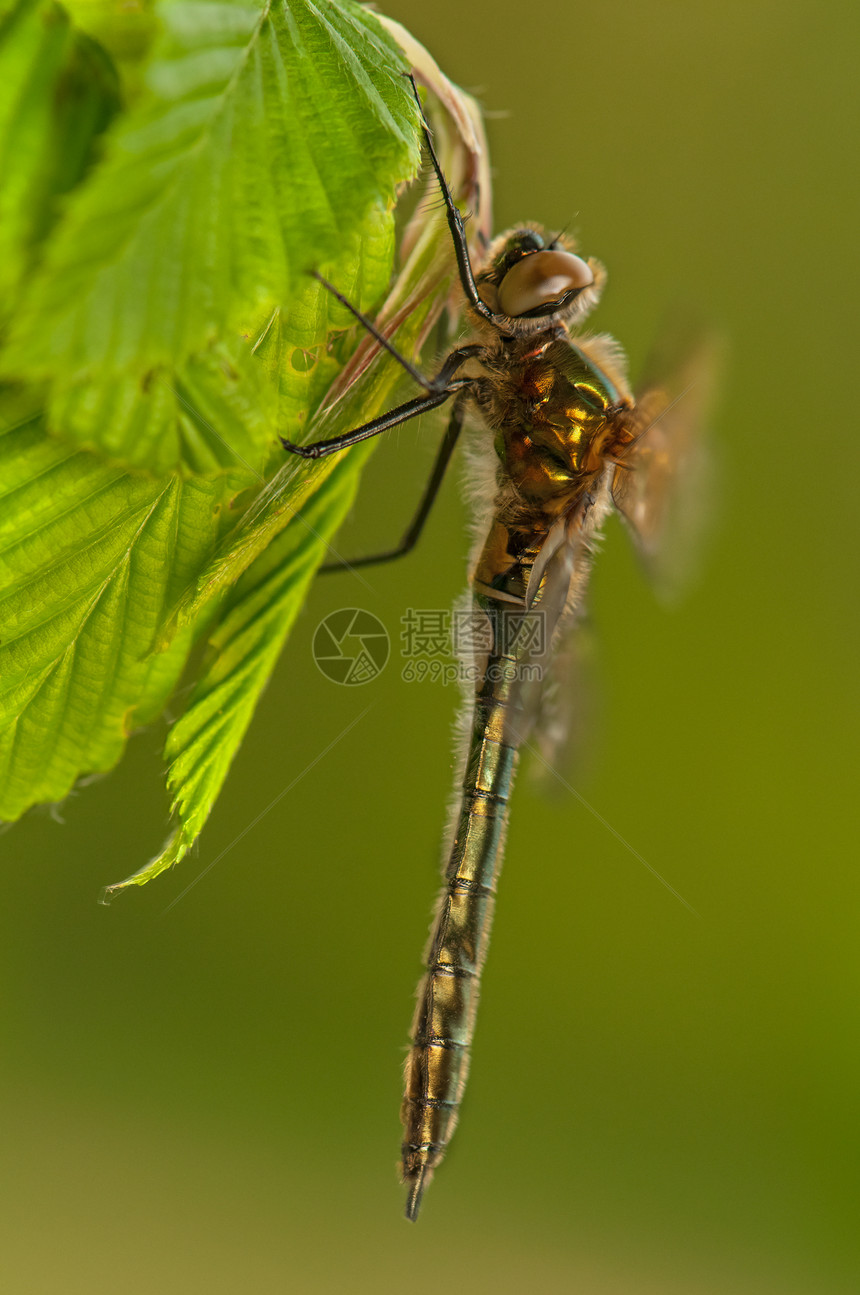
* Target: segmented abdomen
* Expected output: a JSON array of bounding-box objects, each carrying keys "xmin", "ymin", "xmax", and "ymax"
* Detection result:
[{"xmin": 401, "ymin": 593, "xmax": 523, "ymax": 1219}]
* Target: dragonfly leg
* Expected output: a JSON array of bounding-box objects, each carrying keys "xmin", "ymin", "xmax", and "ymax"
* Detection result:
[
  {"xmin": 311, "ymin": 271, "xmax": 432, "ymax": 392},
  {"xmin": 281, "ymin": 345, "xmax": 480, "ymax": 460},
  {"xmin": 319, "ymin": 400, "xmax": 466, "ymax": 573},
  {"xmin": 406, "ymin": 74, "xmax": 497, "ymax": 326},
  {"xmin": 281, "ymin": 67, "xmax": 495, "ymax": 465}
]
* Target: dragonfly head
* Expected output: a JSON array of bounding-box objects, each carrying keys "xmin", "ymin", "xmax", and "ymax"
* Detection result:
[{"xmin": 476, "ymin": 226, "xmax": 605, "ymax": 330}]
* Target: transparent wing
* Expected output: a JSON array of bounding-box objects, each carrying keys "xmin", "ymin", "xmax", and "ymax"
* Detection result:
[
  {"xmin": 612, "ymin": 323, "xmax": 721, "ymax": 597},
  {"xmin": 528, "ymin": 603, "xmax": 603, "ymax": 792},
  {"xmin": 504, "ymin": 512, "xmax": 594, "ymax": 750}
]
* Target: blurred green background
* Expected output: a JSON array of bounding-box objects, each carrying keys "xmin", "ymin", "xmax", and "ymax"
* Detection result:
[{"xmin": 3, "ymin": 0, "xmax": 857, "ymax": 1290}]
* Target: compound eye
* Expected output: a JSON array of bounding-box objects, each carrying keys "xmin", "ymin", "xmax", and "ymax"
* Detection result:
[{"xmin": 497, "ymin": 249, "xmax": 594, "ymax": 317}]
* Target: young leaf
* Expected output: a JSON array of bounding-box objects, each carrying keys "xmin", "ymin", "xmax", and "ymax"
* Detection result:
[
  {"xmin": 1, "ymin": 0, "xmax": 420, "ymax": 474},
  {"xmin": 0, "ymin": 2, "xmax": 425, "ymax": 826}
]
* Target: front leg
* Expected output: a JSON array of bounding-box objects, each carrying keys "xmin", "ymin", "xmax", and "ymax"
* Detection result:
[{"xmin": 281, "ymin": 346, "xmax": 482, "ymax": 460}]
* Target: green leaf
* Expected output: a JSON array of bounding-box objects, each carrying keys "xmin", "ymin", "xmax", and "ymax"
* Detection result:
[
  {"xmin": 101, "ymin": 452, "xmax": 359, "ymax": 895},
  {"xmin": 0, "ymin": 0, "xmax": 120, "ymax": 322},
  {"xmin": 0, "ymin": 396, "xmax": 245, "ymax": 819},
  {"xmin": 46, "ymin": 334, "xmax": 280, "ymax": 477},
  {"xmin": 39, "ymin": 196, "xmax": 397, "ymax": 476},
  {"xmin": 1, "ymin": 0, "xmax": 420, "ymax": 473},
  {"xmin": 0, "ymin": 1, "xmax": 426, "ymax": 826}
]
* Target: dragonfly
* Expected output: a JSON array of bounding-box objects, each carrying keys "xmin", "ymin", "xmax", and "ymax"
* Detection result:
[{"xmin": 282, "ymin": 76, "xmax": 709, "ymax": 1221}]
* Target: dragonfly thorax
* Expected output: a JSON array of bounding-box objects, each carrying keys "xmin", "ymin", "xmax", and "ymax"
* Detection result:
[{"xmin": 478, "ymin": 336, "xmax": 631, "ymax": 515}]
